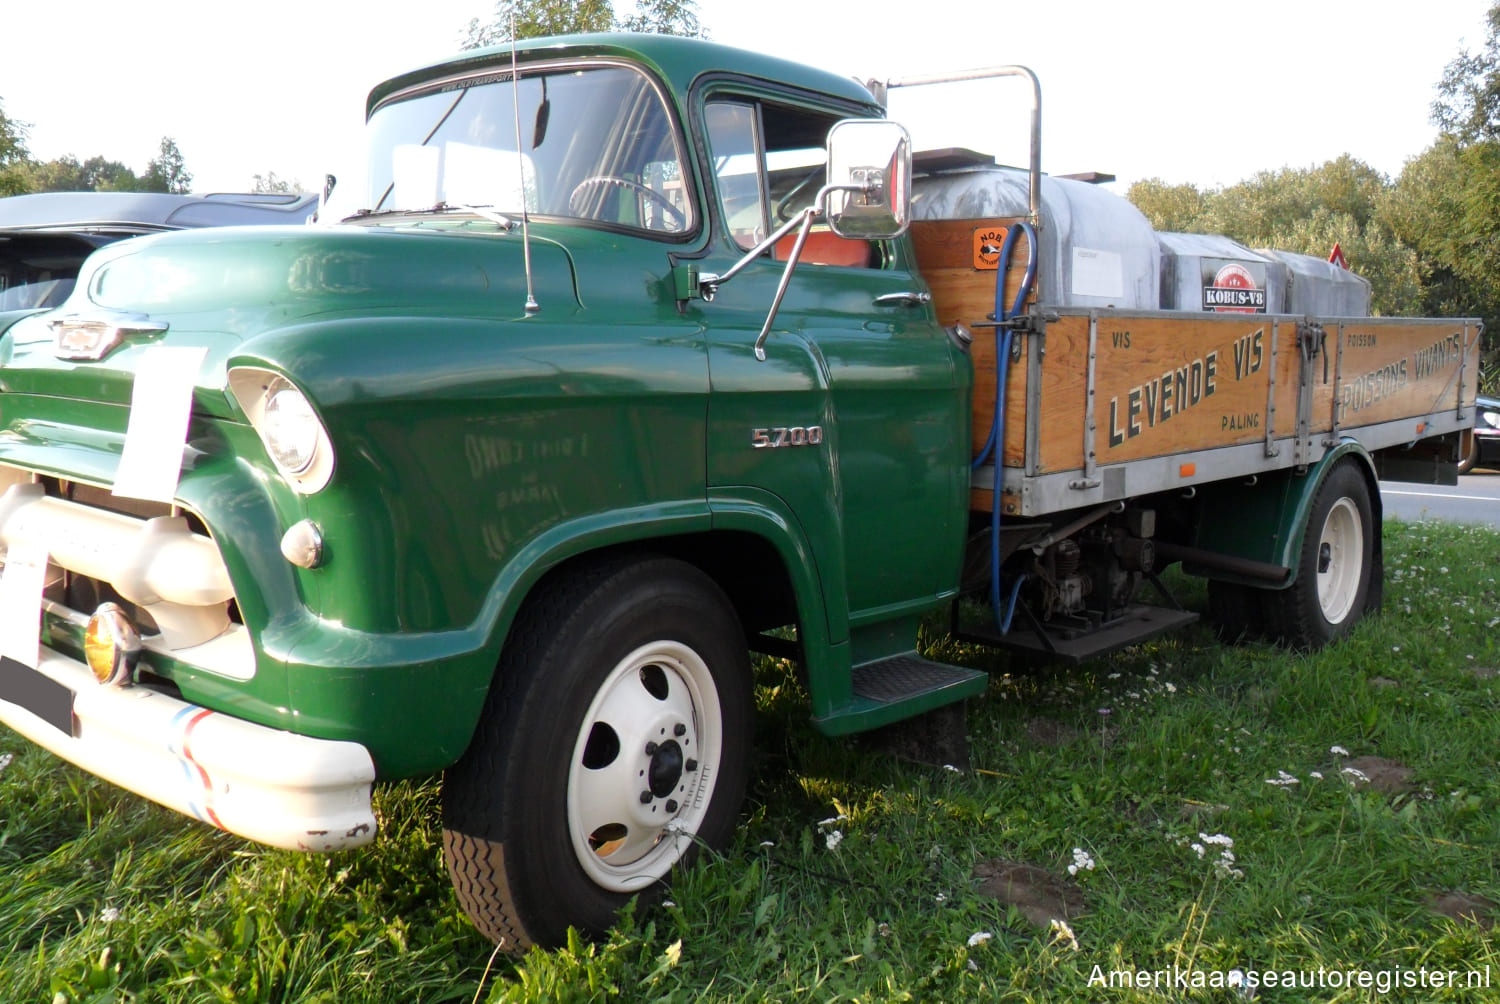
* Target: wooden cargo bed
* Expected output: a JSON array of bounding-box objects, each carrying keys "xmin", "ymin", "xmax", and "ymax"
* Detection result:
[{"xmin": 911, "ymin": 219, "xmax": 1482, "ymax": 519}]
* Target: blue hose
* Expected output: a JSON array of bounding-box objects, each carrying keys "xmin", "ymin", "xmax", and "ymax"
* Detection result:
[{"xmin": 974, "ymin": 222, "xmax": 1037, "ymax": 632}]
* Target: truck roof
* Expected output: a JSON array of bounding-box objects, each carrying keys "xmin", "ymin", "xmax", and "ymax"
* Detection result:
[
  {"xmin": 367, "ymin": 32, "xmax": 883, "ymax": 119},
  {"xmin": 0, "ymin": 191, "xmax": 319, "ymax": 233}
]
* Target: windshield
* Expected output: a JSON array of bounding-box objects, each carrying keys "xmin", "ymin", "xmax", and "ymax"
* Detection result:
[{"xmin": 361, "ymin": 63, "xmax": 693, "ymax": 235}]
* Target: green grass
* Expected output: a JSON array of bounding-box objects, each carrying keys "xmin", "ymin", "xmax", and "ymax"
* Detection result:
[{"xmin": 4, "ymin": 517, "xmax": 1499, "ymax": 1002}]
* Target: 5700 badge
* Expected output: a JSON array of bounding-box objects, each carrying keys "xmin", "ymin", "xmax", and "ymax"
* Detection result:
[{"xmin": 751, "ymin": 426, "xmax": 824, "ymax": 448}]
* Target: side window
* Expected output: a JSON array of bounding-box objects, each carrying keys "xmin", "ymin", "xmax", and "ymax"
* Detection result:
[
  {"xmin": 705, "ymin": 102, "xmax": 767, "ymax": 249},
  {"xmin": 705, "ymin": 98, "xmax": 878, "ymax": 268}
]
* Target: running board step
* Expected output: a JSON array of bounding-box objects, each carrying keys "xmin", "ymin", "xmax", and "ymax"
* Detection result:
[
  {"xmin": 958, "ymin": 603, "xmax": 1199, "ymax": 663},
  {"xmin": 813, "ymin": 654, "xmax": 988, "ymax": 737}
]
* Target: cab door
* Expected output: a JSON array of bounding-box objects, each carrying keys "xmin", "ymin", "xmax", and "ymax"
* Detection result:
[{"xmin": 697, "ymin": 95, "xmax": 970, "ymax": 639}]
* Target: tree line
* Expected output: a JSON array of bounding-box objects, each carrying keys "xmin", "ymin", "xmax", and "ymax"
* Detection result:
[
  {"xmin": 0, "ymin": 112, "xmax": 192, "ymax": 197},
  {"xmin": 1127, "ymin": 4, "xmax": 1500, "ymax": 387}
]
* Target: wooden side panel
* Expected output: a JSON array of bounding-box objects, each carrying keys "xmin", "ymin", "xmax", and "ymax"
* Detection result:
[
  {"xmin": 1309, "ymin": 320, "xmax": 1477, "ymax": 436},
  {"xmin": 910, "ymin": 218, "xmax": 1036, "ymax": 470},
  {"xmin": 1068, "ymin": 315, "xmax": 1284, "ymax": 470}
]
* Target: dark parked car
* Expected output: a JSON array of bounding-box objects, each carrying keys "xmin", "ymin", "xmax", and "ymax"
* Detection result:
[
  {"xmin": 0, "ymin": 191, "xmax": 318, "ymax": 312},
  {"xmin": 1460, "ymin": 394, "xmax": 1500, "ymax": 474}
]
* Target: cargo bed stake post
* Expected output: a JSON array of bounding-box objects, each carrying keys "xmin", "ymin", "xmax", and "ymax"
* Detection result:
[
  {"xmin": 882, "ymin": 66, "xmax": 1043, "ymax": 231},
  {"xmin": 1263, "ymin": 320, "xmax": 1280, "ymax": 457}
]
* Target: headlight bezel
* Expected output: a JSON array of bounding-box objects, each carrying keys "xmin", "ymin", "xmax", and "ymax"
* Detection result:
[{"xmin": 227, "ymin": 366, "xmax": 335, "ymax": 494}]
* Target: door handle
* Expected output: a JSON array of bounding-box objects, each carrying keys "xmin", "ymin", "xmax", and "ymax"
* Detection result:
[{"xmin": 874, "ymin": 291, "xmax": 932, "ymax": 308}]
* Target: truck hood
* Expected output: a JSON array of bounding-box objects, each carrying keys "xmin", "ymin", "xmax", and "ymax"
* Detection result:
[{"xmin": 0, "ymin": 222, "xmax": 581, "ymax": 416}]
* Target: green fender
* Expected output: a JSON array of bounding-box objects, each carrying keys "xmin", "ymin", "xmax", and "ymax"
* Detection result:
[{"xmin": 1189, "ymin": 440, "xmax": 1383, "ymax": 590}]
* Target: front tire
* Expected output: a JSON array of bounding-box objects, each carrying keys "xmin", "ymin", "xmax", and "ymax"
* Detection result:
[
  {"xmin": 1266, "ymin": 461, "xmax": 1375, "ymax": 649},
  {"xmin": 442, "ymin": 556, "xmax": 753, "ymax": 951}
]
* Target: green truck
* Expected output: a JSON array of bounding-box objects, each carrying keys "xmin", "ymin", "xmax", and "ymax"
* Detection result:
[{"xmin": 0, "ymin": 33, "xmax": 1480, "ymax": 951}]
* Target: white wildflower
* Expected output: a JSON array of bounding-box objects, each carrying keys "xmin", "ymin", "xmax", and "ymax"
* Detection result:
[
  {"xmin": 942, "ymin": 764, "xmax": 961, "ymax": 773},
  {"xmin": 1342, "ymin": 767, "xmax": 1371, "ymax": 784},
  {"xmin": 1310, "ymin": 771, "xmax": 1324, "ymax": 780},
  {"xmin": 759, "ymin": 841, "xmax": 775, "ymax": 848},
  {"xmin": 99, "ymin": 907, "xmax": 120, "ymax": 923},
  {"xmin": 967, "ymin": 959, "xmax": 979, "ymax": 972},
  {"xmin": 825, "ymin": 829, "xmax": 843, "ymax": 851},
  {"xmin": 0, "ymin": 752, "xmax": 12, "ymax": 775},
  {"xmin": 935, "ymin": 892, "xmax": 948, "ymax": 904},
  {"xmin": 1199, "ymin": 832, "xmax": 1234, "ymax": 847},
  {"xmin": 1329, "ymin": 745, "xmax": 1350, "ymax": 757},
  {"xmin": 1066, "ymin": 847, "xmax": 1096, "ymax": 876},
  {"xmin": 877, "ymin": 922, "xmax": 891, "ymax": 938},
  {"xmin": 1049, "ymin": 918, "xmax": 1080, "ymax": 951},
  {"xmin": 967, "ymin": 931, "xmax": 993, "ymax": 947},
  {"xmin": 1191, "ymin": 842, "xmax": 1206, "ymax": 858},
  {"xmin": 662, "ymin": 900, "xmax": 677, "ymax": 908},
  {"xmin": 1164, "ymin": 682, "xmax": 1177, "ymax": 693},
  {"xmin": 816, "ymin": 814, "xmax": 848, "ymax": 829},
  {"xmin": 1264, "ymin": 770, "xmax": 1300, "ymax": 787}
]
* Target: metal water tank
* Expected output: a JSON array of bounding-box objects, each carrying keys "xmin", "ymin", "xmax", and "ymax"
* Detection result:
[{"xmin": 911, "ymin": 162, "xmax": 1160, "ymax": 311}]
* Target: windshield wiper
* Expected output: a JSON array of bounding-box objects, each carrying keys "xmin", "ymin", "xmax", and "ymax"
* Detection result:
[{"xmin": 343, "ymin": 203, "xmax": 516, "ymax": 229}]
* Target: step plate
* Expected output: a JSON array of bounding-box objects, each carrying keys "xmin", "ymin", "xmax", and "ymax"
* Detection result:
[
  {"xmin": 852, "ymin": 655, "xmax": 984, "ymax": 704},
  {"xmin": 960, "ymin": 604, "xmax": 1200, "ymax": 664}
]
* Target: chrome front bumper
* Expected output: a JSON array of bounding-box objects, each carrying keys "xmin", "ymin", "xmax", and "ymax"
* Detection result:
[{"xmin": 0, "ymin": 644, "xmax": 377, "ymax": 852}]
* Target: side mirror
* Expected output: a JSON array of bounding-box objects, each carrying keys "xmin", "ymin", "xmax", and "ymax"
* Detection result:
[{"xmin": 825, "ymin": 119, "xmax": 911, "ymax": 240}]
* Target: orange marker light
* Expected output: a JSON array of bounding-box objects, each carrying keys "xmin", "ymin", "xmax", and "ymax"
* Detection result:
[{"xmin": 1179, "ymin": 463, "xmax": 1197, "ymax": 478}]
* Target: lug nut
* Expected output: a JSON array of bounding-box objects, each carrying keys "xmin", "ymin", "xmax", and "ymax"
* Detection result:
[
  {"xmin": 645, "ymin": 741, "xmax": 659, "ymax": 756},
  {"xmin": 665, "ymin": 799, "xmax": 679, "ymax": 813},
  {"xmin": 673, "ymin": 723, "xmax": 687, "ymax": 737},
  {"xmin": 639, "ymin": 790, "xmax": 653, "ymax": 804},
  {"xmin": 685, "ymin": 758, "xmax": 698, "ymax": 772}
]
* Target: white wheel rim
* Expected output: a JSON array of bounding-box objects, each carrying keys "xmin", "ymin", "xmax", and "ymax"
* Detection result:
[
  {"xmin": 566, "ymin": 640, "xmax": 724, "ymax": 893},
  {"xmin": 1317, "ymin": 497, "xmax": 1363, "ymax": 624}
]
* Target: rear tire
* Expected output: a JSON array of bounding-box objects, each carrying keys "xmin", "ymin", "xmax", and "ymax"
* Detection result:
[
  {"xmin": 1266, "ymin": 461, "xmax": 1374, "ymax": 649},
  {"xmin": 442, "ymin": 556, "xmax": 753, "ymax": 951}
]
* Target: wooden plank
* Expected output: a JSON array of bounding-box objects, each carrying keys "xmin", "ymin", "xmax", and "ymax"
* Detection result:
[
  {"xmin": 1309, "ymin": 320, "xmax": 1478, "ymax": 437},
  {"xmin": 911, "ymin": 218, "xmax": 1037, "ymax": 472}
]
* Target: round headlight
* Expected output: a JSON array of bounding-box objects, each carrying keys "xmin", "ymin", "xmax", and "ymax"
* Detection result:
[
  {"xmin": 263, "ymin": 380, "xmax": 320, "ymax": 474},
  {"xmin": 1482, "ymin": 410, "xmax": 1500, "ymax": 429}
]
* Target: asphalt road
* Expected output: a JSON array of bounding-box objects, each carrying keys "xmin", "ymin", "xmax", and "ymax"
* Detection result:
[{"xmin": 1380, "ymin": 470, "xmax": 1500, "ymax": 528}]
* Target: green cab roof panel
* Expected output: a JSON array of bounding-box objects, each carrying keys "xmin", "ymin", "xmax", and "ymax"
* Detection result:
[{"xmin": 366, "ymin": 32, "xmax": 883, "ymax": 119}]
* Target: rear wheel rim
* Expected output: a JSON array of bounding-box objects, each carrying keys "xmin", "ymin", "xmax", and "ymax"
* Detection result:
[
  {"xmin": 1316, "ymin": 497, "xmax": 1363, "ymax": 624},
  {"xmin": 566, "ymin": 641, "xmax": 723, "ymax": 893}
]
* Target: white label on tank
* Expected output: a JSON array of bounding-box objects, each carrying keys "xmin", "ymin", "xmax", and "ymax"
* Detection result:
[{"xmin": 1071, "ymin": 247, "xmax": 1125, "ymax": 299}]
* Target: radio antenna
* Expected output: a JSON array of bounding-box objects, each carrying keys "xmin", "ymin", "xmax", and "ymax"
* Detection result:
[{"xmin": 510, "ymin": 17, "xmax": 540, "ymax": 314}]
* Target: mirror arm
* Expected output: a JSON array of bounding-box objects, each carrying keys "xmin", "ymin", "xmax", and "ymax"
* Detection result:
[
  {"xmin": 753, "ymin": 208, "xmax": 820, "ymax": 361},
  {"xmin": 698, "ymin": 183, "xmax": 864, "ymax": 302}
]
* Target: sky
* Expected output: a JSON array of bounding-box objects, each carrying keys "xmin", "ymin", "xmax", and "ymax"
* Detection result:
[{"xmin": 1, "ymin": 1, "xmax": 1494, "ymax": 200}]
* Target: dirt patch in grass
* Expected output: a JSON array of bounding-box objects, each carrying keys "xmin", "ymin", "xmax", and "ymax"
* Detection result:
[
  {"xmin": 972, "ymin": 859, "xmax": 1083, "ymax": 929},
  {"xmin": 1369, "ymin": 676, "xmax": 1402, "ymax": 689},
  {"xmin": 1425, "ymin": 891, "xmax": 1496, "ymax": 928},
  {"xmin": 1470, "ymin": 666, "xmax": 1500, "ymax": 680},
  {"xmin": 1342, "ymin": 756, "xmax": 1415, "ymax": 794},
  {"xmin": 1024, "ymin": 718, "xmax": 1080, "ymax": 748}
]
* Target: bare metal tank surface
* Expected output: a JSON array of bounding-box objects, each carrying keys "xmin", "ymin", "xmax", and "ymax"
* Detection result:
[
  {"xmin": 1157, "ymin": 232, "xmax": 1288, "ymax": 315},
  {"xmin": 911, "ymin": 162, "xmax": 1160, "ymax": 311},
  {"xmin": 1255, "ymin": 248, "xmax": 1371, "ymax": 317}
]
